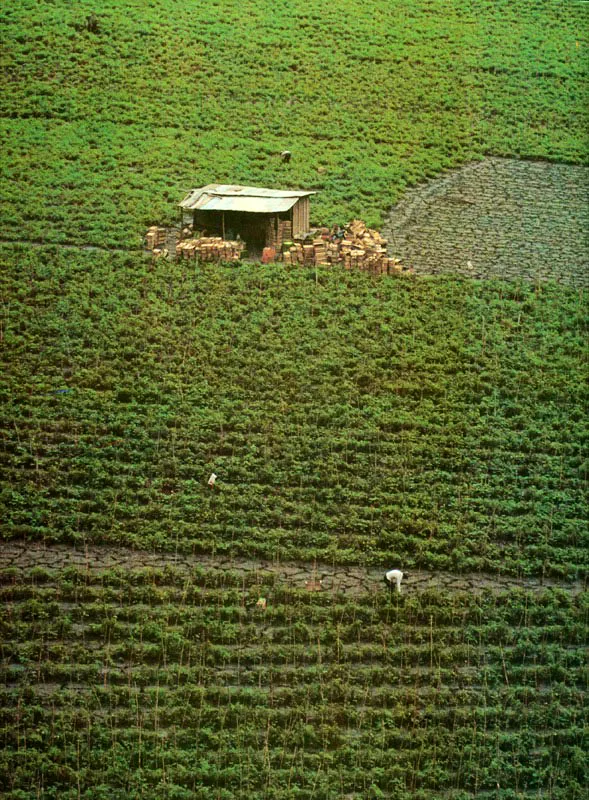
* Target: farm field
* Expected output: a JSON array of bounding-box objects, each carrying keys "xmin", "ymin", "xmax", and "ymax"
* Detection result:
[
  {"xmin": 1, "ymin": 0, "xmax": 588, "ymax": 246},
  {"xmin": 1, "ymin": 248, "xmax": 587, "ymax": 577},
  {"xmin": 383, "ymin": 158, "xmax": 589, "ymax": 287},
  {"xmin": 1, "ymin": 557, "xmax": 587, "ymax": 799},
  {"xmin": 1, "ymin": 246, "xmax": 588, "ymax": 795},
  {"xmin": 1, "ymin": 0, "xmax": 588, "ymax": 797}
]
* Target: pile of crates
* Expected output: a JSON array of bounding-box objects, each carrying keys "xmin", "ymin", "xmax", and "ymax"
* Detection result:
[
  {"xmin": 282, "ymin": 220, "xmax": 408, "ymax": 275},
  {"xmin": 145, "ymin": 226, "xmax": 167, "ymax": 250},
  {"xmin": 176, "ymin": 237, "xmax": 245, "ymax": 262}
]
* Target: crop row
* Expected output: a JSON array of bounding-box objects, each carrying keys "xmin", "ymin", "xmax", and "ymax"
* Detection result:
[
  {"xmin": 4, "ymin": 599, "xmax": 585, "ymax": 644},
  {"xmin": 1, "ymin": 563, "xmax": 585, "ymax": 621},
  {"xmin": 0, "ymin": 747, "xmax": 584, "ymax": 800},
  {"xmin": 2, "ymin": 250, "xmax": 587, "ymax": 576},
  {"xmin": 2, "ymin": 597, "xmax": 586, "ymax": 649},
  {"xmin": 0, "ymin": 563, "xmax": 585, "ymax": 799},
  {"xmin": 2, "ymin": 679, "xmax": 585, "ymax": 717}
]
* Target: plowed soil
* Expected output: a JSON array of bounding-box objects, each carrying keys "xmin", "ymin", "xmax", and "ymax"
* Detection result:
[{"xmin": 383, "ymin": 157, "xmax": 589, "ymax": 286}]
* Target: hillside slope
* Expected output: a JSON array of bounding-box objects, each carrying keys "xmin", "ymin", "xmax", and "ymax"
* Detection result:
[
  {"xmin": 1, "ymin": 249, "xmax": 587, "ymax": 578},
  {"xmin": 1, "ymin": 0, "xmax": 588, "ymax": 246},
  {"xmin": 1, "ymin": 556, "xmax": 587, "ymax": 799},
  {"xmin": 1, "ymin": 3, "xmax": 588, "ymax": 798}
]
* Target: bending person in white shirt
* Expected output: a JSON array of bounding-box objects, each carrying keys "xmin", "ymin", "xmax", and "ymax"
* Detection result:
[{"xmin": 384, "ymin": 569, "xmax": 406, "ymax": 593}]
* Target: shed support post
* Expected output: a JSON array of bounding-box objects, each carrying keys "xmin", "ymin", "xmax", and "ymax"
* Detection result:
[{"xmin": 222, "ymin": 212, "xmax": 225, "ymax": 240}]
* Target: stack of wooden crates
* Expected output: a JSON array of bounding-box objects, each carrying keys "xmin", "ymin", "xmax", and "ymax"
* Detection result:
[
  {"xmin": 145, "ymin": 226, "xmax": 167, "ymax": 250},
  {"xmin": 176, "ymin": 237, "xmax": 245, "ymax": 262},
  {"xmin": 282, "ymin": 220, "xmax": 406, "ymax": 275},
  {"xmin": 266, "ymin": 219, "xmax": 294, "ymax": 252}
]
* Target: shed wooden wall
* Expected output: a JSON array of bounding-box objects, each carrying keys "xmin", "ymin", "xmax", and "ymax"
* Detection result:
[{"xmin": 292, "ymin": 197, "xmax": 310, "ymax": 237}]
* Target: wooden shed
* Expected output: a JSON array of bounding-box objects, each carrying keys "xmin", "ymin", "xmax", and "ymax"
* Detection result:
[{"xmin": 179, "ymin": 184, "xmax": 316, "ymax": 258}]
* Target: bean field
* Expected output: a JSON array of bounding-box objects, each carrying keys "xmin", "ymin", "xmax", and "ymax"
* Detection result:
[
  {"xmin": 2, "ymin": 250, "xmax": 587, "ymax": 577},
  {"xmin": 1, "ymin": 560, "xmax": 587, "ymax": 799},
  {"xmin": 1, "ymin": 0, "xmax": 588, "ymax": 797},
  {"xmin": 1, "ymin": 247, "xmax": 587, "ymax": 797}
]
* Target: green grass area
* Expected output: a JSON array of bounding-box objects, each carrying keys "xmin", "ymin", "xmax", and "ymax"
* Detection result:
[
  {"xmin": 1, "ymin": 248, "xmax": 587, "ymax": 578},
  {"xmin": 1, "ymin": 0, "xmax": 588, "ymax": 245},
  {"xmin": 1, "ymin": 564, "xmax": 587, "ymax": 800}
]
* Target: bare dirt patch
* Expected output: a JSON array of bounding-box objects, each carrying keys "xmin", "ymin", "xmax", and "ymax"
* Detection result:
[{"xmin": 383, "ymin": 157, "xmax": 589, "ymax": 287}]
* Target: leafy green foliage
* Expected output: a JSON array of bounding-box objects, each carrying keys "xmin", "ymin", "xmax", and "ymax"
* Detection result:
[
  {"xmin": 0, "ymin": 565, "xmax": 587, "ymax": 799},
  {"xmin": 0, "ymin": 0, "xmax": 587, "ymax": 246},
  {"xmin": 1, "ymin": 3, "xmax": 588, "ymax": 798},
  {"xmin": 1, "ymin": 247, "xmax": 587, "ymax": 577}
]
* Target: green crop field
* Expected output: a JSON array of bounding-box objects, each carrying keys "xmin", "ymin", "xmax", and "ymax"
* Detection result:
[
  {"xmin": 1, "ymin": 0, "xmax": 588, "ymax": 798},
  {"xmin": 1, "ymin": 0, "xmax": 588, "ymax": 245},
  {"xmin": 1, "ymin": 563, "xmax": 587, "ymax": 799},
  {"xmin": 1, "ymin": 250, "xmax": 588, "ymax": 577}
]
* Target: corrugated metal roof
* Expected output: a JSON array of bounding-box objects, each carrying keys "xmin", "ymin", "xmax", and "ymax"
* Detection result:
[
  {"xmin": 196, "ymin": 195, "xmax": 301, "ymax": 213},
  {"xmin": 180, "ymin": 184, "xmax": 316, "ymax": 214}
]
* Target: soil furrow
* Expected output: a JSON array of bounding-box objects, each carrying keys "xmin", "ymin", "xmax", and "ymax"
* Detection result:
[{"xmin": 0, "ymin": 542, "xmax": 584, "ymax": 595}]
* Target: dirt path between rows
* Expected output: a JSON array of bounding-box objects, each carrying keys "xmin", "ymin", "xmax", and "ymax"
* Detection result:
[{"xmin": 0, "ymin": 542, "xmax": 584, "ymax": 596}]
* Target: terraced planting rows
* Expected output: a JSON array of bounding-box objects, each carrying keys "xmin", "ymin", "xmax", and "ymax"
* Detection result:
[
  {"xmin": 0, "ymin": 562, "xmax": 586, "ymax": 799},
  {"xmin": 1, "ymin": 248, "xmax": 587, "ymax": 577}
]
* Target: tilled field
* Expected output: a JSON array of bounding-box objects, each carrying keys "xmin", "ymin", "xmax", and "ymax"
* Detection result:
[
  {"xmin": 0, "ymin": 554, "xmax": 586, "ymax": 799},
  {"xmin": 383, "ymin": 159, "xmax": 589, "ymax": 287}
]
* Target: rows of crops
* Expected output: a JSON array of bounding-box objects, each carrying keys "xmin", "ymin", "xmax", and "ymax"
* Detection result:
[
  {"xmin": 1, "ymin": 0, "xmax": 587, "ymax": 246},
  {"xmin": 1, "ymin": 247, "xmax": 587, "ymax": 578},
  {"xmin": 2, "ymin": 2, "xmax": 588, "ymax": 795},
  {"xmin": 1, "ymin": 563, "xmax": 586, "ymax": 799}
]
